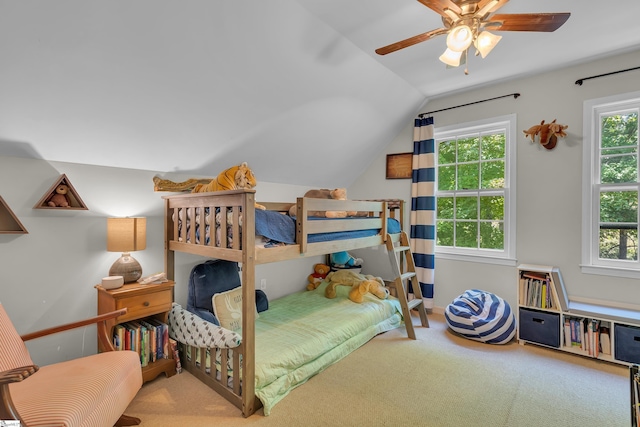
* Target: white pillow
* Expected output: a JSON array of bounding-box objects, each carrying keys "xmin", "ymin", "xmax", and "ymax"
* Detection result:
[{"xmin": 211, "ymin": 287, "xmax": 258, "ymax": 332}]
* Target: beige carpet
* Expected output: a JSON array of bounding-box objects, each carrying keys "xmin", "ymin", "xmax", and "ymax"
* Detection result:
[{"xmin": 125, "ymin": 313, "xmax": 629, "ymax": 426}]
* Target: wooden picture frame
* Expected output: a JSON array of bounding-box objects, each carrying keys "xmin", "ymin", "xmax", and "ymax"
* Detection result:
[{"xmin": 386, "ymin": 152, "xmax": 413, "ymax": 179}]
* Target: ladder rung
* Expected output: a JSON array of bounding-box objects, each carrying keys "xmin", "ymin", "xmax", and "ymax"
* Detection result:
[
  {"xmin": 394, "ymin": 245, "xmax": 410, "ymax": 253},
  {"xmin": 407, "ymin": 299, "xmax": 423, "ymax": 310},
  {"xmin": 400, "ymin": 272, "xmax": 415, "ymax": 281}
]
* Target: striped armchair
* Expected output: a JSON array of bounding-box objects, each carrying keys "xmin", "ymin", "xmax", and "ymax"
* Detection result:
[{"xmin": 0, "ymin": 303, "xmax": 143, "ymax": 426}]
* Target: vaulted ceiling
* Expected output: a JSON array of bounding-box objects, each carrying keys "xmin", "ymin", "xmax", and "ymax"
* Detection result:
[{"xmin": 1, "ymin": 1, "xmax": 639, "ymax": 187}]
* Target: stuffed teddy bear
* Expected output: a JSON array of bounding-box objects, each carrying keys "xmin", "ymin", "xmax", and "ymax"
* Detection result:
[
  {"xmin": 330, "ymin": 251, "xmax": 363, "ymax": 269},
  {"xmin": 47, "ymin": 184, "xmax": 71, "ymax": 207},
  {"xmin": 307, "ymin": 263, "xmax": 331, "ymax": 291},
  {"xmin": 288, "ymin": 188, "xmax": 354, "ymax": 218},
  {"xmin": 324, "ymin": 269, "xmax": 389, "ymax": 303}
]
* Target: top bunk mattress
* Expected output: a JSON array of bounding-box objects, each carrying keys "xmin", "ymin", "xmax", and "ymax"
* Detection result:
[{"xmin": 258, "ymin": 209, "xmax": 402, "ymax": 244}]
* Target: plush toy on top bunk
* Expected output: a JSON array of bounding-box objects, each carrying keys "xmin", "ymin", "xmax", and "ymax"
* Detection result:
[
  {"xmin": 324, "ymin": 269, "xmax": 389, "ymax": 304},
  {"xmin": 288, "ymin": 188, "xmax": 356, "ymax": 218},
  {"xmin": 192, "ymin": 162, "xmax": 267, "ymax": 210}
]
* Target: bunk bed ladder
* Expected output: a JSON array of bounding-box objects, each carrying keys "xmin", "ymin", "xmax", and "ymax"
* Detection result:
[{"xmin": 386, "ymin": 231, "xmax": 429, "ymax": 339}]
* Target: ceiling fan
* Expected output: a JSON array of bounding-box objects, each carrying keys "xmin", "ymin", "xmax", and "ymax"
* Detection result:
[{"xmin": 375, "ymin": 0, "xmax": 570, "ymax": 68}]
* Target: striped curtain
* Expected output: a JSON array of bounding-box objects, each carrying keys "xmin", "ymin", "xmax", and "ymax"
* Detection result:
[{"xmin": 410, "ymin": 116, "xmax": 436, "ymax": 309}]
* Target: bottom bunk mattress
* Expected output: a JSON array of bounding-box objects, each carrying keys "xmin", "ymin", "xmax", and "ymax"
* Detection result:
[{"xmin": 253, "ymin": 280, "xmax": 402, "ymax": 414}]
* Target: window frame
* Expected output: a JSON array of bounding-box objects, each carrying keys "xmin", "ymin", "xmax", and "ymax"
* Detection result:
[
  {"xmin": 434, "ymin": 114, "xmax": 517, "ymax": 266},
  {"xmin": 581, "ymin": 90, "xmax": 640, "ymax": 279}
]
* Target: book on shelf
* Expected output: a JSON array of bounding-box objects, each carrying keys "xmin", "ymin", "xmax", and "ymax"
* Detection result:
[
  {"xmin": 140, "ymin": 319, "xmax": 157, "ymax": 363},
  {"xmin": 147, "ymin": 318, "xmax": 170, "ymax": 360},
  {"xmin": 113, "ymin": 324, "xmax": 126, "ymax": 351},
  {"xmin": 113, "ymin": 318, "xmax": 170, "ymax": 365},
  {"xmin": 600, "ymin": 326, "xmax": 611, "ymax": 355},
  {"xmin": 566, "ymin": 317, "xmax": 585, "ymax": 351},
  {"xmin": 564, "ymin": 318, "xmax": 572, "ymax": 348},
  {"xmin": 518, "ymin": 265, "xmax": 569, "ymax": 312},
  {"xmin": 520, "ymin": 271, "xmax": 554, "ymax": 310}
]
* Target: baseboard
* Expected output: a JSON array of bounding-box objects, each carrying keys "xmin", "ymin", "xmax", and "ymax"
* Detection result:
[{"xmin": 431, "ymin": 306, "xmax": 445, "ymax": 315}]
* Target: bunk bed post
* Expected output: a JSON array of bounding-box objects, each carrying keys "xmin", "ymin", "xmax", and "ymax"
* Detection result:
[
  {"xmin": 163, "ymin": 197, "xmax": 175, "ymax": 281},
  {"xmin": 295, "ymin": 197, "xmax": 308, "ymax": 253},
  {"xmin": 240, "ymin": 190, "xmax": 258, "ymax": 417},
  {"xmin": 381, "ymin": 201, "xmax": 388, "ymax": 241}
]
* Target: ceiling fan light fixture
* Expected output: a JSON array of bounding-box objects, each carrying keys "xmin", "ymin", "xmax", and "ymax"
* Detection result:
[
  {"xmin": 446, "ymin": 25, "xmax": 473, "ymax": 52},
  {"xmin": 439, "ymin": 48, "xmax": 462, "ymax": 67},
  {"xmin": 475, "ymin": 30, "xmax": 502, "ymax": 58}
]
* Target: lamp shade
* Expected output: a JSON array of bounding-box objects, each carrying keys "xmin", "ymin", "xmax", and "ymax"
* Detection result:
[
  {"xmin": 446, "ymin": 25, "xmax": 473, "ymax": 52},
  {"xmin": 475, "ymin": 31, "xmax": 502, "ymax": 58},
  {"xmin": 107, "ymin": 217, "xmax": 146, "ymax": 252},
  {"xmin": 439, "ymin": 48, "xmax": 463, "ymax": 67}
]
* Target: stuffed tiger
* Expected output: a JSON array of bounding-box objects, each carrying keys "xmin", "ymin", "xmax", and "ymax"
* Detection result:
[{"xmin": 192, "ymin": 162, "xmax": 265, "ymax": 209}]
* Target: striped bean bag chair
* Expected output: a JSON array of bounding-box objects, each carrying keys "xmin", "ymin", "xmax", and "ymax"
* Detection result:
[{"xmin": 444, "ymin": 289, "xmax": 516, "ymax": 344}]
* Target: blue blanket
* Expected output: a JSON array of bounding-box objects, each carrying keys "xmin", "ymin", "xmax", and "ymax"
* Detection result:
[{"xmin": 255, "ymin": 210, "xmax": 401, "ymax": 244}]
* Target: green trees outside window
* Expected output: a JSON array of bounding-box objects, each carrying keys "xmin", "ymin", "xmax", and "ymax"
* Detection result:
[
  {"xmin": 437, "ymin": 132, "xmax": 506, "ymax": 250},
  {"xmin": 598, "ymin": 112, "xmax": 639, "ymax": 260}
]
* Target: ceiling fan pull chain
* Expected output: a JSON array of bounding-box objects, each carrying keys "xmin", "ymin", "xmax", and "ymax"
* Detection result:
[{"xmin": 464, "ymin": 49, "xmax": 469, "ymax": 75}]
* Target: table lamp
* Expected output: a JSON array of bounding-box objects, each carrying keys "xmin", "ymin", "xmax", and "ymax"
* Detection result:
[{"xmin": 107, "ymin": 217, "xmax": 146, "ymax": 283}]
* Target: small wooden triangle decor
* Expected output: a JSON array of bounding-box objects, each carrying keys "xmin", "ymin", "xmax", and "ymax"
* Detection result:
[
  {"xmin": 0, "ymin": 195, "xmax": 28, "ymax": 234},
  {"xmin": 34, "ymin": 174, "xmax": 88, "ymax": 210}
]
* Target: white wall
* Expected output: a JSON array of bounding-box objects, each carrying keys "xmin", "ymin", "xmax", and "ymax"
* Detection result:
[
  {"xmin": 4, "ymin": 48, "xmax": 640, "ymax": 367},
  {"xmin": 0, "ymin": 155, "xmax": 318, "ymax": 366},
  {"xmin": 349, "ymin": 48, "xmax": 640, "ymax": 313}
]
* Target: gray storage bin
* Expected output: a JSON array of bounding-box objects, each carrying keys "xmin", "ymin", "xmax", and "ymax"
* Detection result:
[
  {"xmin": 614, "ymin": 324, "xmax": 640, "ymax": 364},
  {"xmin": 519, "ymin": 307, "xmax": 560, "ymax": 348}
]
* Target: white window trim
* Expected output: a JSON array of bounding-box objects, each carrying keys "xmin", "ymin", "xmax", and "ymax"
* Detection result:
[
  {"xmin": 434, "ymin": 114, "xmax": 517, "ymax": 266},
  {"xmin": 581, "ymin": 90, "xmax": 640, "ymax": 279}
]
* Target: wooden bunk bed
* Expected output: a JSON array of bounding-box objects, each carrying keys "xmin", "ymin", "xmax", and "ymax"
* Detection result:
[{"xmin": 162, "ymin": 189, "xmax": 410, "ymax": 417}]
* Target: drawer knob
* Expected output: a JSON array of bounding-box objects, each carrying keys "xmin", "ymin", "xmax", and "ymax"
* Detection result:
[{"xmin": 143, "ymin": 301, "xmax": 150, "ymax": 307}]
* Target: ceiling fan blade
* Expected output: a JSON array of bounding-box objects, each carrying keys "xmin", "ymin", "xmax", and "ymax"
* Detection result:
[
  {"xmin": 488, "ymin": 13, "xmax": 570, "ymax": 32},
  {"xmin": 375, "ymin": 28, "xmax": 448, "ymax": 55},
  {"xmin": 417, "ymin": 0, "xmax": 462, "ymax": 17},
  {"xmin": 475, "ymin": 0, "xmax": 509, "ymax": 18}
]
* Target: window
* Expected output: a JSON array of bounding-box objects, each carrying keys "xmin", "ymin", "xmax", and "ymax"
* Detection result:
[
  {"xmin": 435, "ymin": 115, "xmax": 516, "ymax": 265},
  {"xmin": 582, "ymin": 91, "xmax": 640, "ymax": 278}
]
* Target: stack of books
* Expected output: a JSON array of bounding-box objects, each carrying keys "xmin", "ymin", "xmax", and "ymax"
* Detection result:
[
  {"xmin": 563, "ymin": 317, "xmax": 610, "ymax": 357},
  {"xmin": 113, "ymin": 319, "xmax": 170, "ymax": 366}
]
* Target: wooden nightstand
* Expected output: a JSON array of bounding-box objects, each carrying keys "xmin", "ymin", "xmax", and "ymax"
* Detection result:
[{"xmin": 95, "ymin": 280, "xmax": 176, "ymax": 383}]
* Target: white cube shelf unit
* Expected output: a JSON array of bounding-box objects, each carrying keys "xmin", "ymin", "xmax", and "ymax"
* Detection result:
[{"xmin": 517, "ymin": 264, "xmax": 640, "ymax": 366}]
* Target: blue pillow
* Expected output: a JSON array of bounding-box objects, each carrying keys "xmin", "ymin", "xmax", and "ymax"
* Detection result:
[{"xmin": 187, "ymin": 259, "xmax": 268, "ymax": 326}]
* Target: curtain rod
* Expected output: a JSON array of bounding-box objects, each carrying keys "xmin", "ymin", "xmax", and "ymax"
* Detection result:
[
  {"xmin": 575, "ymin": 65, "xmax": 640, "ymax": 86},
  {"xmin": 418, "ymin": 92, "xmax": 520, "ymax": 117}
]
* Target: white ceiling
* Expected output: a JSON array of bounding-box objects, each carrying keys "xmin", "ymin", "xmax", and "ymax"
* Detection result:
[{"xmin": 1, "ymin": 1, "xmax": 639, "ymax": 187}]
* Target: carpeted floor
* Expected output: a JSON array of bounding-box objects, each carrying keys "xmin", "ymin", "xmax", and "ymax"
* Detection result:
[{"xmin": 124, "ymin": 313, "xmax": 629, "ymax": 426}]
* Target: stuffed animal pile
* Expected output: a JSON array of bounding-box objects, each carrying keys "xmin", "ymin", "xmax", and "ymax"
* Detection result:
[{"xmin": 323, "ymin": 269, "xmax": 389, "ymax": 304}]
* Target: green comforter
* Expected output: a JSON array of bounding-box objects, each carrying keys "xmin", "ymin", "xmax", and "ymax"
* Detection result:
[{"xmin": 254, "ymin": 280, "xmax": 402, "ymax": 415}]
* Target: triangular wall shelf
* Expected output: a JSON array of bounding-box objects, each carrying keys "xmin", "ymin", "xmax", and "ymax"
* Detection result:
[
  {"xmin": 34, "ymin": 174, "xmax": 88, "ymax": 210},
  {"xmin": 0, "ymin": 196, "xmax": 28, "ymax": 234}
]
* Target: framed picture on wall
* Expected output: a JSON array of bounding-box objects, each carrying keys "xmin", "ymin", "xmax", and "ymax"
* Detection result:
[{"xmin": 386, "ymin": 153, "xmax": 412, "ymax": 179}]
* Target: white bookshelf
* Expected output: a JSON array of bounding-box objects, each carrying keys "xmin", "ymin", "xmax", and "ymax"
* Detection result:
[{"xmin": 517, "ymin": 264, "xmax": 640, "ymax": 366}]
